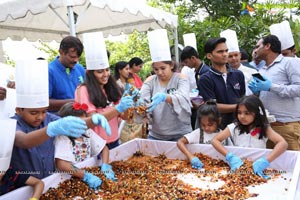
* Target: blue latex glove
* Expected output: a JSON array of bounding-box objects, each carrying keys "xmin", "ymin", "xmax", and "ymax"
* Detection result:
[
  {"xmin": 226, "ymin": 152, "xmax": 244, "ymax": 171},
  {"xmin": 248, "ymin": 79, "xmax": 260, "ymax": 94},
  {"xmin": 147, "ymin": 92, "xmax": 167, "ymax": 112},
  {"xmin": 253, "ymin": 76, "xmax": 272, "ymax": 91},
  {"xmin": 82, "ymin": 172, "xmax": 102, "ymax": 189},
  {"xmin": 92, "ymin": 114, "xmax": 111, "ymax": 136},
  {"xmin": 124, "ymin": 83, "xmax": 139, "ymax": 98},
  {"xmin": 253, "ymin": 157, "xmax": 270, "ymax": 179},
  {"xmin": 116, "ymin": 96, "xmax": 134, "ymax": 113},
  {"xmin": 135, "ymin": 97, "xmax": 145, "ymax": 107},
  {"xmin": 46, "ymin": 116, "xmax": 87, "ymax": 138},
  {"xmin": 101, "ymin": 163, "xmax": 117, "ymax": 181},
  {"xmin": 191, "ymin": 157, "xmax": 203, "ymax": 169}
]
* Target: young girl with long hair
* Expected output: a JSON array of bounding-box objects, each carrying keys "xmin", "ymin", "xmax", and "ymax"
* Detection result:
[
  {"xmin": 177, "ymin": 100, "xmax": 223, "ymax": 169},
  {"xmin": 212, "ymin": 95, "xmax": 287, "ymax": 178}
]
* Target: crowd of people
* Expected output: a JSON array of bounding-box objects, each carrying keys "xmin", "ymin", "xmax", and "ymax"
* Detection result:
[{"xmin": 0, "ymin": 19, "xmax": 299, "ymax": 198}]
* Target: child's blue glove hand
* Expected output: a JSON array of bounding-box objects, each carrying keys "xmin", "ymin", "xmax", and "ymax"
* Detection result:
[
  {"xmin": 253, "ymin": 76, "xmax": 272, "ymax": 91},
  {"xmin": 226, "ymin": 152, "xmax": 243, "ymax": 171},
  {"xmin": 191, "ymin": 157, "xmax": 203, "ymax": 169},
  {"xmin": 83, "ymin": 172, "xmax": 102, "ymax": 189},
  {"xmin": 116, "ymin": 96, "xmax": 134, "ymax": 113},
  {"xmin": 248, "ymin": 79, "xmax": 260, "ymax": 94},
  {"xmin": 101, "ymin": 163, "xmax": 117, "ymax": 181},
  {"xmin": 147, "ymin": 92, "xmax": 167, "ymax": 112},
  {"xmin": 253, "ymin": 157, "xmax": 270, "ymax": 179},
  {"xmin": 91, "ymin": 114, "xmax": 111, "ymax": 136},
  {"xmin": 46, "ymin": 116, "xmax": 87, "ymax": 138}
]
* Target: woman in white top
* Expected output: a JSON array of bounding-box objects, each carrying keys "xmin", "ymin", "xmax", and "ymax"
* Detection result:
[
  {"xmin": 212, "ymin": 95, "xmax": 287, "ymax": 178},
  {"xmin": 177, "ymin": 100, "xmax": 222, "ymax": 169}
]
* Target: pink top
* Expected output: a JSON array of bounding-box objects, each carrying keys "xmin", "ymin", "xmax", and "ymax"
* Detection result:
[
  {"xmin": 75, "ymin": 86, "xmax": 119, "ymax": 143},
  {"xmin": 133, "ymin": 74, "xmax": 143, "ymax": 89},
  {"xmin": 128, "ymin": 73, "xmax": 143, "ymax": 89}
]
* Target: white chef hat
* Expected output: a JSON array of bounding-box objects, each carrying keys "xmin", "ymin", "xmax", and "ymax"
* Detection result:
[
  {"xmin": 83, "ymin": 31, "xmax": 109, "ymax": 70},
  {"xmin": 220, "ymin": 29, "xmax": 240, "ymax": 53},
  {"xmin": 0, "ymin": 119, "xmax": 16, "ymax": 172},
  {"xmin": 183, "ymin": 33, "xmax": 197, "ymax": 51},
  {"xmin": 16, "ymin": 59, "xmax": 49, "ymax": 108},
  {"xmin": 147, "ymin": 29, "xmax": 171, "ymax": 62},
  {"xmin": 269, "ymin": 20, "xmax": 294, "ymax": 51}
]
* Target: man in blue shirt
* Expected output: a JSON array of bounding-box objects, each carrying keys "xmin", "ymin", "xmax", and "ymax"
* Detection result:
[
  {"xmin": 198, "ymin": 37, "xmax": 245, "ymax": 129},
  {"xmin": 48, "ymin": 36, "xmax": 85, "ymax": 113}
]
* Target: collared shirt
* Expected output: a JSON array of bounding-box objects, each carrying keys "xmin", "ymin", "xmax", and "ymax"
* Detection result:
[
  {"xmin": 259, "ymin": 54, "xmax": 300, "ymax": 123},
  {"xmin": 198, "ymin": 66, "xmax": 245, "ymax": 128},
  {"xmin": 249, "ymin": 60, "xmax": 266, "ymax": 70},
  {"xmin": 10, "ymin": 113, "xmax": 59, "ymax": 179},
  {"xmin": 48, "ymin": 57, "xmax": 85, "ymax": 100},
  {"xmin": 195, "ymin": 62, "xmax": 210, "ymax": 91}
]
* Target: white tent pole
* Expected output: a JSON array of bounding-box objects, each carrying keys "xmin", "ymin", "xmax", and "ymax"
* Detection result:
[
  {"xmin": 0, "ymin": 41, "xmax": 4, "ymax": 62},
  {"xmin": 67, "ymin": 6, "xmax": 76, "ymax": 36},
  {"xmin": 173, "ymin": 27, "xmax": 179, "ymax": 65}
]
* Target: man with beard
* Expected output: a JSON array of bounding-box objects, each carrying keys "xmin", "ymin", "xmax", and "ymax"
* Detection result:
[{"xmin": 248, "ymin": 35, "xmax": 300, "ymax": 150}]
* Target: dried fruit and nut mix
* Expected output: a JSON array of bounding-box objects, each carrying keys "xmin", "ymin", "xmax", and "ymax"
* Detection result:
[
  {"xmin": 41, "ymin": 152, "xmax": 280, "ymax": 200},
  {"xmin": 123, "ymin": 85, "xmax": 147, "ymax": 123}
]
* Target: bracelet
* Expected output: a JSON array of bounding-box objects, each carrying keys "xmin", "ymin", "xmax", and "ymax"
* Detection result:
[{"xmin": 29, "ymin": 198, "xmax": 38, "ymax": 200}]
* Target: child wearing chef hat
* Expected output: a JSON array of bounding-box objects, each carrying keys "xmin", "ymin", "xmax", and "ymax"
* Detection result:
[
  {"xmin": 139, "ymin": 29, "xmax": 192, "ymax": 141},
  {"xmin": 10, "ymin": 58, "xmax": 110, "ymax": 180},
  {"xmin": 0, "ymin": 119, "xmax": 44, "ymax": 199}
]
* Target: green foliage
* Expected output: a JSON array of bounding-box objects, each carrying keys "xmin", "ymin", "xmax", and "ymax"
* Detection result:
[
  {"xmin": 190, "ymin": 0, "xmax": 244, "ymax": 20},
  {"xmin": 35, "ymin": 0, "xmax": 300, "ymax": 81},
  {"xmin": 37, "ymin": 31, "xmax": 152, "ymax": 81},
  {"xmin": 35, "ymin": 41, "xmax": 58, "ymax": 62},
  {"xmin": 36, "ymin": 41, "xmax": 87, "ymax": 65},
  {"xmin": 4, "ymin": 55, "xmax": 15, "ymax": 67},
  {"xmin": 106, "ymin": 31, "xmax": 152, "ymax": 81},
  {"xmin": 290, "ymin": 19, "xmax": 300, "ymax": 54},
  {"xmin": 159, "ymin": 0, "xmax": 295, "ymax": 61}
]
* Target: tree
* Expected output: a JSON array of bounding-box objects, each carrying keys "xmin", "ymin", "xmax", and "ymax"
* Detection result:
[
  {"xmin": 106, "ymin": 31, "xmax": 152, "ymax": 80},
  {"xmin": 34, "ymin": 0, "xmax": 300, "ymax": 77},
  {"xmin": 156, "ymin": 0, "xmax": 299, "ymax": 60}
]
